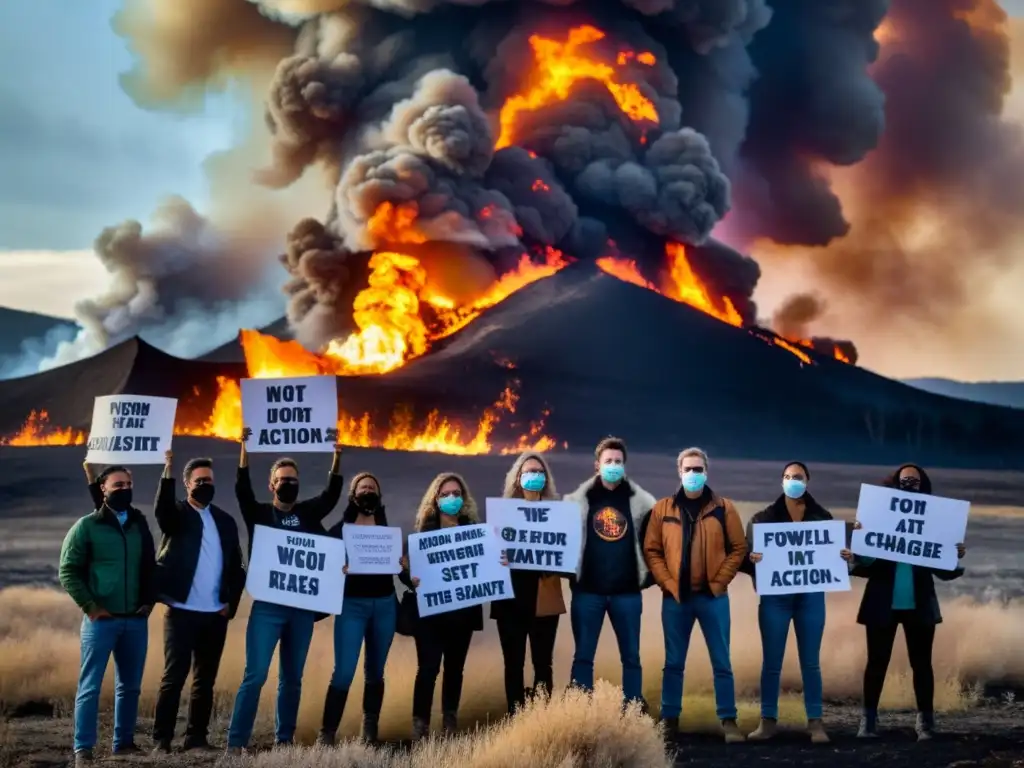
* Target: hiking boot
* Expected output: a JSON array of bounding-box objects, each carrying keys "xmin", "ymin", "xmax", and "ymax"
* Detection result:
[
  {"xmin": 362, "ymin": 680, "xmax": 385, "ymax": 744},
  {"xmin": 151, "ymin": 741, "xmax": 173, "ymax": 756},
  {"xmin": 412, "ymin": 716, "xmax": 430, "ymax": 741},
  {"xmin": 112, "ymin": 743, "xmax": 143, "ymax": 757},
  {"xmin": 722, "ymin": 719, "xmax": 746, "ymax": 743},
  {"xmin": 808, "ymin": 718, "xmax": 830, "ymax": 744},
  {"xmin": 857, "ymin": 711, "xmax": 879, "ymax": 738},
  {"xmin": 442, "ymin": 710, "xmax": 458, "ymax": 735},
  {"xmin": 660, "ymin": 717, "xmax": 679, "ymax": 743},
  {"xmin": 74, "ymin": 749, "xmax": 94, "ymax": 767},
  {"xmin": 318, "ymin": 685, "xmax": 349, "ymax": 746},
  {"xmin": 915, "ymin": 711, "xmax": 935, "ymax": 742},
  {"xmin": 747, "ymin": 718, "xmax": 777, "ymax": 741}
]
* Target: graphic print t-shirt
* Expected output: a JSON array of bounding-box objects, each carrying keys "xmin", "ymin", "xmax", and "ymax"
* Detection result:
[{"xmin": 578, "ymin": 482, "xmax": 639, "ymax": 595}]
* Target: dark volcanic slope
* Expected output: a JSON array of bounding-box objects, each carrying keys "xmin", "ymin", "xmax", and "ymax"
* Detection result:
[
  {"xmin": 904, "ymin": 378, "xmax": 1024, "ymax": 410},
  {"xmin": 0, "ymin": 307, "xmax": 75, "ymax": 358}
]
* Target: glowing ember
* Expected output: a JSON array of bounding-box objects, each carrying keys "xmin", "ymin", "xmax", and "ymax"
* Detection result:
[
  {"xmin": 496, "ymin": 25, "xmax": 659, "ymax": 149},
  {"xmin": 532, "ymin": 179, "xmax": 550, "ymax": 192},
  {"xmin": 366, "ymin": 201, "xmax": 428, "ymax": 244},
  {"xmin": 772, "ymin": 337, "xmax": 812, "ymax": 365},
  {"xmin": 0, "ymin": 411, "xmax": 86, "ymax": 446}
]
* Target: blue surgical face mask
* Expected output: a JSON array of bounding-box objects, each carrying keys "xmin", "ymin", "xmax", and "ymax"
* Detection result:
[
  {"xmin": 520, "ymin": 471, "xmax": 546, "ymax": 492},
  {"xmin": 599, "ymin": 464, "xmax": 625, "ymax": 484},
  {"xmin": 438, "ymin": 495, "xmax": 464, "ymax": 516},
  {"xmin": 782, "ymin": 478, "xmax": 807, "ymax": 499},
  {"xmin": 681, "ymin": 471, "xmax": 706, "ymax": 494}
]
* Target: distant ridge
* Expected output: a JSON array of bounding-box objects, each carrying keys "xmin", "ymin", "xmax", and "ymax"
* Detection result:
[
  {"xmin": 0, "ymin": 307, "xmax": 75, "ymax": 358},
  {"xmin": 903, "ymin": 378, "xmax": 1024, "ymax": 410}
]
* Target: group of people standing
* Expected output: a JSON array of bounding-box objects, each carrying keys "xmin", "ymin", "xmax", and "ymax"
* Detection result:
[{"xmin": 58, "ymin": 434, "xmax": 966, "ymax": 765}]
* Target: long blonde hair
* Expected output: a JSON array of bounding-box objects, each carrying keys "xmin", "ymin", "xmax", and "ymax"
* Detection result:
[
  {"xmin": 502, "ymin": 451, "xmax": 559, "ymax": 500},
  {"xmin": 414, "ymin": 472, "xmax": 479, "ymax": 531}
]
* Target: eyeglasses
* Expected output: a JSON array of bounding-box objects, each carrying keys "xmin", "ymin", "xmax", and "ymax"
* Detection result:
[{"xmin": 680, "ymin": 467, "xmax": 705, "ymax": 474}]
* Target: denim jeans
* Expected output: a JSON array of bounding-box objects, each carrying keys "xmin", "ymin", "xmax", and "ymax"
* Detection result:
[
  {"xmin": 758, "ymin": 592, "xmax": 826, "ymax": 719},
  {"xmin": 330, "ymin": 596, "xmax": 397, "ymax": 690},
  {"xmin": 73, "ymin": 616, "xmax": 149, "ymax": 752},
  {"xmin": 660, "ymin": 592, "xmax": 736, "ymax": 721},
  {"xmin": 569, "ymin": 590, "xmax": 643, "ymax": 703},
  {"xmin": 227, "ymin": 601, "xmax": 316, "ymax": 747}
]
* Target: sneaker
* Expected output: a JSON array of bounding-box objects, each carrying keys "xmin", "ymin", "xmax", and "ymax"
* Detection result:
[
  {"xmin": 660, "ymin": 717, "xmax": 679, "ymax": 743},
  {"xmin": 857, "ymin": 713, "xmax": 879, "ymax": 739},
  {"xmin": 722, "ymin": 719, "xmax": 746, "ymax": 743},
  {"xmin": 74, "ymin": 749, "xmax": 94, "ymax": 767},
  {"xmin": 151, "ymin": 741, "xmax": 173, "ymax": 756},
  {"xmin": 915, "ymin": 712, "xmax": 934, "ymax": 742},
  {"xmin": 112, "ymin": 743, "xmax": 143, "ymax": 757},
  {"xmin": 808, "ymin": 718, "xmax": 830, "ymax": 744},
  {"xmin": 747, "ymin": 718, "xmax": 777, "ymax": 741}
]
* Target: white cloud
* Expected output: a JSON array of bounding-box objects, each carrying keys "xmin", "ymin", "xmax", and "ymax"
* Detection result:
[{"xmin": 0, "ymin": 250, "xmax": 110, "ymax": 319}]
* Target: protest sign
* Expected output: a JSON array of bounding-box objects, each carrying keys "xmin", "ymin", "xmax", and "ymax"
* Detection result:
[
  {"xmin": 408, "ymin": 524, "xmax": 513, "ymax": 618},
  {"xmin": 753, "ymin": 521, "xmax": 851, "ymax": 596},
  {"xmin": 343, "ymin": 525, "xmax": 403, "ymax": 575},
  {"xmin": 241, "ymin": 375, "xmax": 338, "ymax": 453},
  {"xmin": 851, "ymin": 483, "xmax": 969, "ymax": 571},
  {"xmin": 485, "ymin": 498, "xmax": 581, "ymax": 574},
  {"xmin": 86, "ymin": 395, "xmax": 177, "ymax": 464},
  {"xmin": 245, "ymin": 525, "xmax": 345, "ymax": 614}
]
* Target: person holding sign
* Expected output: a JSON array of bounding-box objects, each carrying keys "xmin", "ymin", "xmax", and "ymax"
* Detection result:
[
  {"xmin": 489, "ymin": 452, "xmax": 568, "ymax": 716},
  {"xmin": 740, "ymin": 462, "xmax": 834, "ymax": 745},
  {"xmin": 150, "ymin": 452, "xmax": 247, "ymax": 755},
  {"xmin": 643, "ymin": 447, "xmax": 747, "ymax": 744},
  {"xmin": 846, "ymin": 464, "xmax": 967, "ymax": 742},
  {"xmin": 400, "ymin": 473, "xmax": 486, "ymax": 741},
  {"xmin": 226, "ymin": 428, "xmax": 344, "ymax": 753},
  {"xmin": 564, "ymin": 437, "xmax": 657, "ymax": 709},
  {"xmin": 59, "ymin": 465, "xmax": 157, "ymax": 766},
  {"xmin": 318, "ymin": 472, "xmax": 397, "ymax": 746}
]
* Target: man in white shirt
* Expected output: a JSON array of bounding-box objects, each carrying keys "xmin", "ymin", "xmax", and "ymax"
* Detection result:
[{"xmin": 151, "ymin": 452, "xmax": 245, "ymax": 753}]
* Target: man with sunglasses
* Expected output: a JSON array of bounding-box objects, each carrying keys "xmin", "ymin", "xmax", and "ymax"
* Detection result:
[{"xmin": 643, "ymin": 447, "xmax": 748, "ymax": 744}]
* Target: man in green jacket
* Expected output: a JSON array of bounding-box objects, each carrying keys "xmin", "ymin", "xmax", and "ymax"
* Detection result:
[{"xmin": 59, "ymin": 465, "xmax": 157, "ymax": 766}]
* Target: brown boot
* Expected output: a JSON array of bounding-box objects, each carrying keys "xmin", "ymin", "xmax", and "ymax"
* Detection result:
[
  {"xmin": 747, "ymin": 718, "xmax": 777, "ymax": 741},
  {"xmin": 808, "ymin": 718, "xmax": 830, "ymax": 744},
  {"xmin": 722, "ymin": 719, "xmax": 746, "ymax": 743}
]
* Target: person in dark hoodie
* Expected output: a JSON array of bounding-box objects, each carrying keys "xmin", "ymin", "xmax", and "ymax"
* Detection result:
[
  {"xmin": 741, "ymin": 462, "xmax": 832, "ymax": 744},
  {"xmin": 317, "ymin": 471, "xmax": 396, "ymax": 746},
  {"xmin": 148, "ymin": 451, "xmax": 246, "ymax": 754},
  {"xmin": 563, "ymin": 436, "xmax": 657, "ymax": 709},
  {"xmin": 225, "ymin": 427, "xmax": 344, "ymax": 753},
  {"xmin": 60, "ymin": 464, "xmax": 156, "ymax": 767},
  {"xmin": 842, "ymin": 463, "xmax": 967, "ymax": 742}
]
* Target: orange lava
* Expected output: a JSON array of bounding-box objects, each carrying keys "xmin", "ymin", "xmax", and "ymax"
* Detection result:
[
  {"xmin": 663, "ymin": 243, "xmax": 743, "ymax": 326},
  {"xmin": 0, "ymin": 411, "xmax": 86, "ymax": 446},
  {"xmin": 794, "ymin": 338, "xmax": 852, "ymax": 364},
  {"xmin": 366, "ymin": 201, "xmax": 428, "ymax": 245},
  {"xmin": 496, "ymin": 25, "xmax": 659, "ymax": 149},
  {"xmin": 772, "ymin": 338, "xmax": 812, "ymax": 365},
  {"xmin": 595, "ymin": 257, "xmax": 654, "ymax": 289}
]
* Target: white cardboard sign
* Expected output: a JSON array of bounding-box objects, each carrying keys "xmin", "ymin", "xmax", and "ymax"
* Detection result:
[
  {"xmin": 753, "ymin": 520, "xmax": 851, "ymax": 596},
  {"xmin": 485, "ymin": 498, "xmax": 581, "ymax": 574},
  {"xmin": 241, "ymin": 376, "xmax": 338, "ymax": 453},
  {"xmin": 85, "ymin": 395, "xmax": 177, "ymax": 464},
  {"xmin": 245, "ymin": 525, "xmax": 346, "ymax": 614},
  {"xmin": 343, "ymin": 525, "xmax": 403, "ymax": 575}
]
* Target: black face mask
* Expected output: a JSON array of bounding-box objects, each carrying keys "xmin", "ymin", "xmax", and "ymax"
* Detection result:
[
  {"xmin": 105, "ymin": 488, "xmax": 133, "ymax": 513},
  {"xmin": 356, "ymin": 492, "xmax": 380, "ymax": 510},
  {"xmin": 899, "ymin": 477, "xmax": 921, "ymax": 492},
  {"xmin": 191, "ymin": 484, "xmax": 216, "ymax": 507},
  {"xmin": 275, "ymin": 481, "xmax": 299, "ymax": 504}
]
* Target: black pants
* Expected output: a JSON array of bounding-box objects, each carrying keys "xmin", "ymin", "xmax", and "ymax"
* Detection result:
[
  {"xmin": 412, "ymin": 622, "xmax": 474, "ymax": 720},
  {"xmin": 863, "ymin": 613, "xmax": 936, "ymax": 713},
  {"xmin": 152, "ymin": 607, "xmax": 230, "ymax": 744},
  {"xmin": 496, "ymin": 615, "xmax": 560, "ymax": 714}
]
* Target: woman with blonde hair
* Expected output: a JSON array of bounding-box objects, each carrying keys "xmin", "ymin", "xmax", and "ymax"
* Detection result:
[
  {"xmin": 490, "ymin": 452, "xmax": 566, "ymax": 715},
  {"xmin": 400, "ymin": 472, "xmax": 484, "ymax": 740}
]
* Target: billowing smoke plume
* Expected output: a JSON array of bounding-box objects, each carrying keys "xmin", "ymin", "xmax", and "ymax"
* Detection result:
[{"xmin": 771, "ymin": 293, "xmax": 859, "ymax": 364}]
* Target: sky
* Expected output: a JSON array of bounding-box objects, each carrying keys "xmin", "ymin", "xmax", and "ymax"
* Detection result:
[{"xmin": 0, "ymin": 0, "xmax": 1022, "ymax": 381}]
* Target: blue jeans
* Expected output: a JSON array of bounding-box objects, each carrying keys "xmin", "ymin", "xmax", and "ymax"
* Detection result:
[
  {"xmin": 569, "ymin": 590, "xmax": 643, "ymax": 703},
  {"xmin": 330, "ymin": 596, "xmax": 397, "ymax": 690},
  {"xmin": 660, "ymin": 592, "xmax": 736, "ymax": 721},
  {"xmin": 227, "ymin": 601, "xmax": 316, "ymax": 747},
  {"xmin": 758, "ymin": 592, "xmax": 825, "ymax": 719},
  {"xmin": 73, "ymin": 616, "xmax": 149, "ymax": 752}
]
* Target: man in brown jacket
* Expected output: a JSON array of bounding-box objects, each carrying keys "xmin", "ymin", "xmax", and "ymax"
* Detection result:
[{"xmin": 644, "ymin": 447, "xmax": 747, "ymax": 743}]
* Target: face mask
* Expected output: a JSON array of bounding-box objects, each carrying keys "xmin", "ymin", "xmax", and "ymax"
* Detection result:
[
  {"xmin": 681, "ymin": 472, "xmax": 706, "ymax": 494},
  {"xmin": 782, "ymin": 479, "xmax": 806, "ymax": 499},
  {"xmin": 899, "ymin": 477, "xmax": 921, "ymax": 492},
  {"xmin": 191, "ymin": 484, "xmax": 216, "ymax": 507},
  {"xmin": 105, "ymin": 488, "xmax": 133, "ymax": 513},
  {"xmin": 438, "ymin": 495, "xmax": 464, "ymax": 516},
  {"xmin": 599, "ymin": 464, "xmax": 625, "ymax": 484},
  {"xmin": 356, "ymin": 492, "xmax": 380, "ymax": 510},
  {"xmin": 520, "ymin": 471, "xmax": 546, "ymax": 492},
  {"xmin": 275, "ymin": 482, "xmax": 299, "ymax": 504}
]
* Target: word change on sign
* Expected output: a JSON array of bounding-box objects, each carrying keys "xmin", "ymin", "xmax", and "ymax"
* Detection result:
[
  {"xmin": 408, "ymin": 524, "xmax": 513, "ymax": 618},
  {"xmin": 246, "ymin": 525, "xmax": 345, "ymax": 614},
  {"xmin": 241, "ymin": 375, "xmax": 339, "ymax": 453},
  {"xmin": 86, "ymin": 395, "xmax": 177, "ymax": 464},
  {"xmin": 485, "ymin": 498, "xmax": 581, "ymax": 574},
  {"xmin": 343, "ymin": 525, "xmax": 403, "ymax": 575},
  {"xmin": 851, "ymin": 484, "xmax": 969, "ymax": 571},
  {"xmin": 753, "ymin": 521, "xmax": 851, "ymax": 596}
]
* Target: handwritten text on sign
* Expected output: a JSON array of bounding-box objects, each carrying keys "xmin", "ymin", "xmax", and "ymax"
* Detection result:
[
  {"xmin": 245, "ymin": 525, "xmax": 345, "ymax": 614},
  {"xmin": 343, "ymin": 525, "xmax": 403, "ymax": 575},
  {"xmin": 486, "ymin": 498, "xmax": 581, "ymax": 574},
  {"xmin": 408, "ymin": 524, "xmax": 513, "ymax": 617},
  {"xmin": 851, "ymin": 484, "xmax": 969, "ymax": 571},
  {"xmin": 241, "ymin": 376, "xmax": 339, "ymax": 453},
  {"xmin": 753, "ymin": 520, "xmax": 851, "ymax": 595},
  {"xmin": 86, "ymin": 395, "xmax": 177, "ymax": 464}
]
